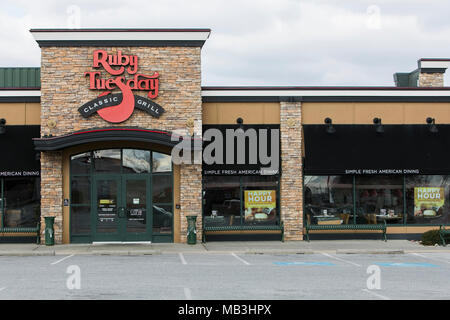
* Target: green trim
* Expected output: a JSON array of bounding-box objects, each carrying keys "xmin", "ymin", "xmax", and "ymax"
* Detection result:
[
  {"xmin": 1, "ymin": 178, "xmax": 3, "ymax": 228},
  {"xmin": 403, "ymin": 175, "xmax": 407, "ymax": 225}
]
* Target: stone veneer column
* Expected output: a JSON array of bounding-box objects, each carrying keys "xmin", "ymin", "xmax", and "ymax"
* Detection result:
[
  {"xmin": 419, "ymin": 72, "xmax": 445, "ymax": 87},
  {"xmin": 180, "ymin": 164, "xmax": 203, "ymax": 243},
  {"xmin": 280, "ymin": 101, "xmax": 303, "ymax": 241},
  {"xmin": 40, "ymin": 152, "xmax": 63, "ymax": 244}
]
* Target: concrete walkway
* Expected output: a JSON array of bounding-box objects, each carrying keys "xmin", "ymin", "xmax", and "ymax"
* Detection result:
[{"xmin": 0, "ymin": 240, "xmax": 449, "ymax": 256}]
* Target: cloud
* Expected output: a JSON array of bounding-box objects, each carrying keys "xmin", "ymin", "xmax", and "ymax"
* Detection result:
[{"xmin": 1, "ymin": 0, "xmax": 450, "ymax": 86}]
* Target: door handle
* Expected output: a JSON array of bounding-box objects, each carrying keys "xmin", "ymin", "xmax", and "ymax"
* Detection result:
[{"xmin": 118, "ymin": 207, "xmax": 126, "ymax": 218}]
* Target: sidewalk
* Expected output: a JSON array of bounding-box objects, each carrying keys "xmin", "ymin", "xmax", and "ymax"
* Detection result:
[{"xmin": 0, "ymin": 240, "xmax": 449, "ymax": 256}]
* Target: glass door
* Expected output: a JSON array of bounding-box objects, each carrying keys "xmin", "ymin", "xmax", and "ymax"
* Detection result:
[
  {"xmin": 122, "ymin": 176, "xmax": 150, "ymax": 241},
  {"xmin": 93, "ymin": 176, "xmax": 121, "ymax": 241}
]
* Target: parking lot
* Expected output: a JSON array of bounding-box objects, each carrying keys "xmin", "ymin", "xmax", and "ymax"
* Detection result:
[{"xmin": 0, "ymin": 252, "xmax": 449, "ymax": 300}]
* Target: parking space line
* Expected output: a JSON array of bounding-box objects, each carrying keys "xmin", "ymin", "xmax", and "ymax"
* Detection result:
[
  {"xmin": 320, "ymin": 253, "xmax": 362, "ymax": 267},
  {"xmin": 184, "ymin": 287, "xmax": 192, "ymax": 300},
  {"xmin": 179, "ymin": 253, "xmax": 187, "ymax": 265},
  {"xmin": 50, "ymin": 254, "xmax": 74, "ymax": 265},
  {"xmin": 410, "ymin": 253, "xmax": 450, "ymax": 264},
  {"xmin": 376, "ymin": 262, "xmax": 438, "ymax": 267},
  {"xmin": 362, "ymin": 289, "xmax": 391, "ymax": 300},
  {"xmin": 274, "ymin": 261, "xmax": 335, "ymax": 266},
  {"xmin": 231, "ymin": 253, "xmax": 251, "ymax": 265}
]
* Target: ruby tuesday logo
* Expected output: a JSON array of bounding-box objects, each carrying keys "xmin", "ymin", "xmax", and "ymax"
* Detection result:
[{"xmin": 79, "ymin": 50, "xmax": 165, "ymax": 123}]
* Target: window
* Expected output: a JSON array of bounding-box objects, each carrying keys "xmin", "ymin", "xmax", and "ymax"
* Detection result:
[
  {"xmin": 355, "ymin": 176, "xmax": 404, "ymax": 225},
  {"xmin": 202, "ymin": 175, "xmax": 280, "ymax": 227},
  {"xmin": 304, "ymin": 176, "xmax": 353, "ymax": 225},
  {"xmin": 1, "ymin": 178, "xmax": 40, "ymax": 228},
  {"xmin": 123, "ymin": 149, "xmax": 150, "ymax": 174}
]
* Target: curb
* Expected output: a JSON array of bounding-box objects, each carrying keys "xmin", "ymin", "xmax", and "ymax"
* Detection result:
[
  {"xmin": 336, "ymin": 249, "xmax": 405, "ymax": 254},
  {"xmin": 0, "ymin": 251, "xmax": 56, "ymax": 256}
]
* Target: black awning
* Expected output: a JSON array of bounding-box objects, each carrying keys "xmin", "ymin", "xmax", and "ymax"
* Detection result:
[
  {"xmin": 303, "ymin": 124, "xmax": 450, "ymax": 175},
  {"xmin": 33, "ymin": 127, "xmax": 182, "ymax": 151},
  {"xmin": 0, "ymin": 125, "xmax": 40, "ymax": 176}
]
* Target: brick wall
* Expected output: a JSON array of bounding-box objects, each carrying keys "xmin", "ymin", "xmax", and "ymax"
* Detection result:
[{"xmin": 39, "ymin": 46, "xmax": 203, "ymax": 243}]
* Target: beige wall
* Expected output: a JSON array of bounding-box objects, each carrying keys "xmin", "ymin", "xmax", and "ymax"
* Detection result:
[
  {"xmin": 302, "ymin": 102, "xmax": 450, "ymax": 124},
  {"xmin": 203, "ymin": 102, "xmax": 280, "ymax": 124},
  {"xmin": 0, "ymin": 103, "xmax": 40, "ymax": 125}
]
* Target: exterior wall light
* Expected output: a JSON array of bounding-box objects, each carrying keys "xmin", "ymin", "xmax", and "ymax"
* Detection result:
[
  {"xmin": 426, "ymin": 117, "xmax": 438, "ymax": 133},
  {"xmin": 373, "ymin": 117, "xmax": 384, "ymax": 133},
  {"xmin": 324, "ymin": 117, "xmax": 335, "ymax": 134},
  {"xmin": 0, "ymin": 118, "xmax": 6, "ymax": 135},
  {"xmin": 236, "ymin": 117, "xmax": 244, "ymax": 129}
]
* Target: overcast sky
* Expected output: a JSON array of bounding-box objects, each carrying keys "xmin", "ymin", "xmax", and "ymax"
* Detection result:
[{"xmin": 1, "ymin": 0, "xmax": 450, "ymax": 86}]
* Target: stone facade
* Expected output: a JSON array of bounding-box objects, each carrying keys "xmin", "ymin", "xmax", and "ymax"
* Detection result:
[
  {"xmin": 419, "ymin": 72, "xmax": 444, "ymax": 87},
  {"xmin": 280, "ymin": 101, "xmax": 303, "ymax": 241},
  {"xmin": 40, "ymin": 152, "xmax": 63, "ymax": 243},
  {"xmin": 39, "ymin": 46, "xmax": 203, "ymax": 244}
]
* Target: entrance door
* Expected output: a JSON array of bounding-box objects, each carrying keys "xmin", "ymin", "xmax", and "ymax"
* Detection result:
[{"xmin": 93, "ymin": 175, "xmax": 150, "ymax": 242}]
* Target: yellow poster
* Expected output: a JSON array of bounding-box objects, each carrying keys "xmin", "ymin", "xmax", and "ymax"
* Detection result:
[
  {"xmin": 414, "ymin": 187, "xmax": 445, "ymax": 217},
  {"xmin": 244, "ymin": 190, "xmax": 276, "ymax": 221}
]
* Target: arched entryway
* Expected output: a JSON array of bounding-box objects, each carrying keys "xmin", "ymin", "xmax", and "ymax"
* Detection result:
[
  {"xmin": 34, "ymin": 127, "xmax": 181, "ymax": 244},
  {"xmin": 70, "ymin": 148, "xmax": 173, "ymax": 243}
]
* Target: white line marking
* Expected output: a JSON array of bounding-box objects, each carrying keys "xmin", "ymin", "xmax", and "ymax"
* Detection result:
[
  {"xmin": 0, "ymin": 287, "xmax": 6, "ymax": 292},
  {"xmin": 179, "ymin": 253, "xmax": 187, "ymax": 265},
  {"xmin": 362, "ymin": 289, "xmax": 391, "ymax": 300},
  {"xmin": 184, "ymin": 287, "xmax": 192, "ymax": 300},
  {"xmin": 320, "ymin": 252, "xmax": 362, "ymax": 267},
  {"xmin": 410, "ymin": 253, "xmax": 450, "ymax": 264},
  {"xmin": 231, "ymin": 252, "xmax": 251, "ymax": 265},
  {"xmin": 50, "ymin": 254, "xmax": 74, "ymax": 265}
]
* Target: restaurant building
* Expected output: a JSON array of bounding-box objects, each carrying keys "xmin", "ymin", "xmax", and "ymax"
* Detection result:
[{"xmin": 0, "ymin": 29, "xmax": 449, "ymax": 244}]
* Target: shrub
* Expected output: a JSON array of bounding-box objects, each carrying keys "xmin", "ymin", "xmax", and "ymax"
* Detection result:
[{"xmin": 421, "ymin": 230, "xmax": 441, "ymax": 246}]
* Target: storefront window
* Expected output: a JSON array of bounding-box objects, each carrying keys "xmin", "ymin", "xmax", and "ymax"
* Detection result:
[
  {"xmin": 123, "ymin": 149, "xmax": 150, "ymax": 174},
  {"xmin": 2, "ymin": 178, "xmax": 40, "ymax": 228},
  {"xmin": 93, "ymin": 149, "xmax": 121, "ymax": 173},
  {"xmin": 70, "ymin": 152, "xmax": 91, "ymax": 174},
  {"xmin": 304, "ymin": 176, "xmax": 353, "ymax": 225},
  {"xmin": 355, "ymin": 176, "xmax": 403, "ymax": 225},
  {"xmin": 153, "ymin": 152, "xmax": 172, "ymax": 172},
  {"xmin": 203, "ymin": 176, "xmax": 241, "ymax": 227},
  {"xmin": 203, "ymin": 175, "xmax": 280, "ymax": 227},
  {"xmin": 406, "ymin": 175, "xmax": 450, "ymax": 225}
]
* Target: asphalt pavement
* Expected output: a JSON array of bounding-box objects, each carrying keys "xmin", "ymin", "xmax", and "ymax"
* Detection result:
[{"xmin": 0, "ymin": 252, "xmax": 449, "ymax": 300}]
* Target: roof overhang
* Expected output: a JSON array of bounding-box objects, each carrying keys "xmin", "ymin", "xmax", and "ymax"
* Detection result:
[
  {"xmin": 30, "ymin": 28, "xmax": 211, "ymax": 47},
  {"xmin": 201, "ymin": 86, "xmax": 450, "ymax": 102},
  {"xmin": 0, "ymin": 88, "xmax": 41, "ymax": 102},
  {"xmin": 419, "ymin": 58, "xmax": 450, "ymax": 70},
  {"xmin": 33, "ymin": 127, "xmax": 181, "ymax": 151}
]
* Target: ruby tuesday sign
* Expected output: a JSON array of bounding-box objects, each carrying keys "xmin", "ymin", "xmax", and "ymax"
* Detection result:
[{"xmin": 79, "ymin": 50, "xmax": 165, "ymax": 123}]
